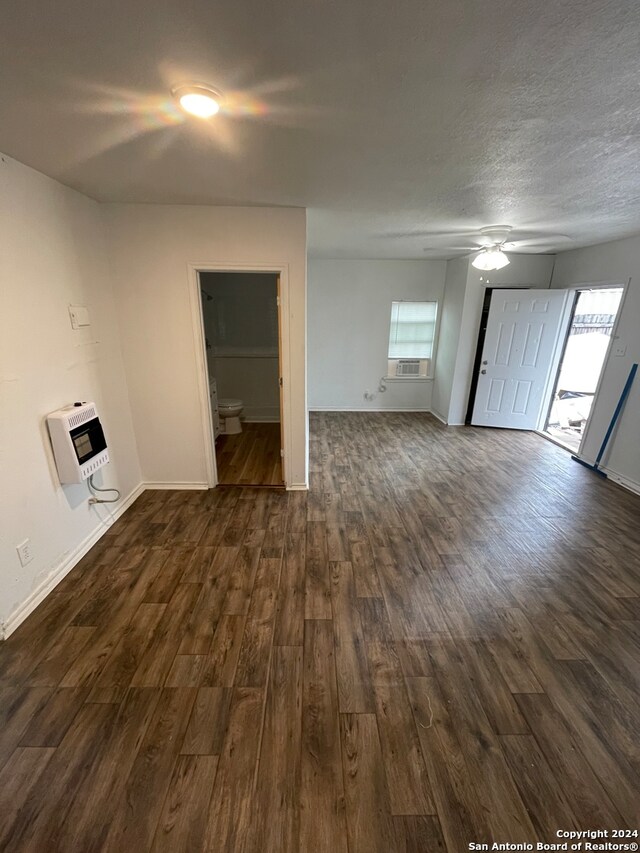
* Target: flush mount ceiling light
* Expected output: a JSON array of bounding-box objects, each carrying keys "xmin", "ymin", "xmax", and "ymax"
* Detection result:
[
  {"xmin": 171, "ymin": 83, "xmax": 223, "ymax": 118},
  {"xmin": 472, "ymin": 245, "xmax": 510, "ymax": 270}
]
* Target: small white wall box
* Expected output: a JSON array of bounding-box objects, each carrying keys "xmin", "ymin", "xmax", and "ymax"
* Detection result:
[
  {"xmin": 68, "ymin": 305, "xmax": 91, "ymax": 329},
  {"xmin": 46, "ymin": 402, "xmax": 109, "ymax": 484}
]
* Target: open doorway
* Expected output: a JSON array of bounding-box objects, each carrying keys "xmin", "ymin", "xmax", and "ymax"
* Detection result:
[
  {"xmin": 543, "ymin": 287, "xmax": 624, "ymax": 452},
  {"xmin": 199, "ymin": 271, "xmax": 284, "ymax": 487}
]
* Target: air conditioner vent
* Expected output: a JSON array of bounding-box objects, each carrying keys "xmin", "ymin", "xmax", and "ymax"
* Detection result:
[
  {"xmin": 387, "ymin": 358, "xmax": 430, "ymax": 378},
  {"xmin": 397, "ymin": 360, "xmax": 420, "ymax": 376}
]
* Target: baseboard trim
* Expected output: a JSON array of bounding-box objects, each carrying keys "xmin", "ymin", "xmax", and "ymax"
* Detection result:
[
  {"xmin": 601, "ymin": 467, "xmax": 640, "ymax": 496},
  {"xmin": 309, "ymin": 406, "xmax": 432, "ymax": 413},
  {"xmin": 286, "ymin": 482, "xmax": 309, "ymax": 491},
  {"xmin": 429, "ymin": 409, "xmax": 448, "ymax": 425},
  {"xmin": 243, "ymin": 418, "xmax": 281, "ymax": 424},
  {"xmin": 143, "ymin": 482, "xmax": 209, "ymax": 490},
  {"xmin": 2, "ymin": 482, "xmax": 145, "ymax": 641}
]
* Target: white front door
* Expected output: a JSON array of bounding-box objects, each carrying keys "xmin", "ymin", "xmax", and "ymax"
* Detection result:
[{"xmin": 472, "ymin": 288, "xmax": 569, "ymax": 429}]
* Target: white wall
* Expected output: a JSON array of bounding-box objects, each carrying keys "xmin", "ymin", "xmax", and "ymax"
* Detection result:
[
  {"xmin": 308, "ymin": 259, "xmax": 446, "ymax": 410},
  {"xmin": 105, "ymin": 205, "xmax": 307, "ymax": 488},
  {"xmin": 552, "ymin": 236, "xmax": 640, "ymax": 492},
  {"xmin": 201, "ymin": 272, "xmax": 279, "ymax": 353},
  {"xmin": 212, "ymin": 357, "xmax": 280, "ymax": 421},
  {"xmin": 0, "ymin": 155, "xmax": 141, "ymax": 636},
  {"xmin": 436, "ymin": 255, "xmax": 555, "ymax": 424}
]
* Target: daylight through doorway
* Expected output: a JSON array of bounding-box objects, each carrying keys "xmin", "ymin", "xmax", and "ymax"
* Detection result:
[{"xmin": 543, "ymin": 287, "xmax": 623, "ymax": 452}]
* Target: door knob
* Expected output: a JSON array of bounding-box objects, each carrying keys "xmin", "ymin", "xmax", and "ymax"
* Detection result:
[
  {"xmin": 480, "ymin": 369, "xmax": 487, "ymax": 374},
  {"xmin": 482, "ymin": 360, "xmax": 488, "ymax": 365}
]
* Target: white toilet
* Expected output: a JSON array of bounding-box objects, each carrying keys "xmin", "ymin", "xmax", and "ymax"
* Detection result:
[{"xmin": 218, "ymin": 398, "xmax": 244, "ymax": 435}]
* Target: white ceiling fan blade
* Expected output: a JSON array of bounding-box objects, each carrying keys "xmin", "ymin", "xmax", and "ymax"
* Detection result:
[
  {"xmin": 504, "ymin": 234, "xmax": 573, "ymax": 250},
  {"xmin": 383, "ymin": 223, "xmax": 573, "ymax": 255},
  {"xmin": 379, "ymin": 227, "xmax": 487, "ymax": 241},
  {"xmin": 423, "ymin": 242, "xmax": 482, "ymax": 250}
]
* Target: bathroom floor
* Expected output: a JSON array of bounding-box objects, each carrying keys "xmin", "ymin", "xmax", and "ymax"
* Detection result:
[{"xmin": 215, "ymin": 422, "xmax": 283, "ymax": 486}]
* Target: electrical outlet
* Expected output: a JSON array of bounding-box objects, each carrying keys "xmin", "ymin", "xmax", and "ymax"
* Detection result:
[{"xmin": 16, "ymin": 539, "xmax": 33, "ymax": 567}]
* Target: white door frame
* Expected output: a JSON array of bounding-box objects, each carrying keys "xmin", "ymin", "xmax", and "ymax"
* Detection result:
[
  {"xmin": 188, "ymin": 262, "xmax": 292, "ymax": 488},
  {"xmin": 536, "ymin": 280, "xmax": 629, "ymax": 453}
]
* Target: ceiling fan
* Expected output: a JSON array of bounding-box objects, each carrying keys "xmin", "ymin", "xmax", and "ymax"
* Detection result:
[
  {"xmin": 466, "ymin": 226, "xmax": 515, "ymax": 270},
  {"xmin": 418, "ymin": 225, "xmax": 572, "ymax": 270}
]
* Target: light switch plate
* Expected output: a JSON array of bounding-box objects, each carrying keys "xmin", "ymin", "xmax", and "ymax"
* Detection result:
[
  {"xmin": 69, "ymin": 304, "xmax": 90, "ymax": 329},
  {"xmin": 613, "ymin": 343, "xmax": 627, "ymax": 357}
]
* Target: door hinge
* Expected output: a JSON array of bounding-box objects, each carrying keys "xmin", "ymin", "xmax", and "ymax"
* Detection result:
[
  {"xmin": 276, "ymin": 295, "xmax": 280, "ymax": 307},
  {"xmin": 279, "ymin": 377, "xmax": 283, "ymax": 387},
  {"xmin": 280, "ymin": 449, "xmax": 284, "ymax": 457}
]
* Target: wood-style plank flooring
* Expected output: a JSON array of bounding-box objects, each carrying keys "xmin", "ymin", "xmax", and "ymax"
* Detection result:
[
  {"xmin": 1, "ymin": 412, "xmax": 639, "ymax": 852},
  {"xmin": 216, "ymin": 421, "xmax": 283, "ymax": 486}
]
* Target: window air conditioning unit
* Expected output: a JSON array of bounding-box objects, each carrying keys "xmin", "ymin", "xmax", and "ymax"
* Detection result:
[{"xmin": 387, "ymin": 358, "xmax": 430, "ymax": 378}]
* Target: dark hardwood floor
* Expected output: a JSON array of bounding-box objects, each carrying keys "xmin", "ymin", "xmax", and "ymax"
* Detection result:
[
  {"xmin": 216, "ymin": 421, "xmax": 283, "ymax": 486},
  {"xmin": 1, "ymin": 412, "xmax": 639, "ymax": 852}
]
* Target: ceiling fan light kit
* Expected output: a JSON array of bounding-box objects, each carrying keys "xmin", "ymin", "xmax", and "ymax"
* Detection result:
[{"xmin": 471, "ymin": 246, "xmax": 510, "ymax": 270}]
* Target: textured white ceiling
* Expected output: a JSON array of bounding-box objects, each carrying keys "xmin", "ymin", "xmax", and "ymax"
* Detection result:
[{"xmin": 2, "ymin": 0, "xmax": 640, "ymax": 258}]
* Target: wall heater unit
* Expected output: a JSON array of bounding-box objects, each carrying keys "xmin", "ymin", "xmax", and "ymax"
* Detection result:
[{"xmin": 46, "ymin": 402, "xmax": 109, "ymax": 484}]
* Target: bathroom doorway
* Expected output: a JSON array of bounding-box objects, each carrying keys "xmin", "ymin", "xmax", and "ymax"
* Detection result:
[{"xmin": 198, "ymin": 271, "xmax": 285, "ymax": 487}]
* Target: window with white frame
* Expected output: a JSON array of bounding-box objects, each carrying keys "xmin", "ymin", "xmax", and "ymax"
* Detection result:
[{"xmin": 387, "ymin": 301, "xmax": 438, "ymax": 378}]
